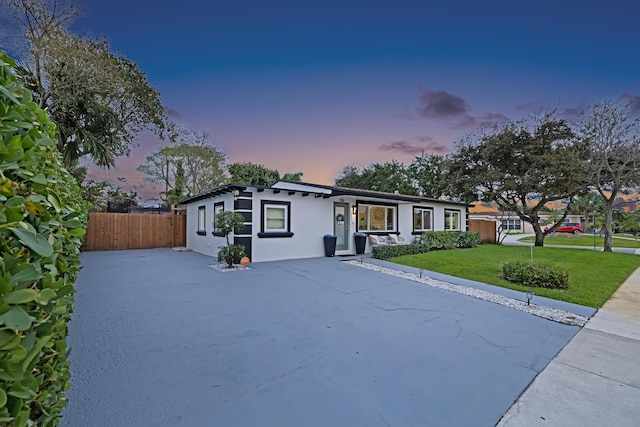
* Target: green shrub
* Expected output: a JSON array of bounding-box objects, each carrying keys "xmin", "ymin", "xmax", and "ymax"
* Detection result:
[
  {"xmin": 0, "ymin": 51, "xmax": 87, "ymax": 425},
  {"xmin": 372, "ymin": 243, "xmax": 430, "ymax": 260},
  {"xmin": 418, "ymin": 231, "xmax": 481, "ymax": 249},
  {"xmin": 502, "ymin": 261, "xmax": 569, "ymax": 289},
  {"xmin": 217, "ymin": 244, "xmax": 246, "ymax": 267}
]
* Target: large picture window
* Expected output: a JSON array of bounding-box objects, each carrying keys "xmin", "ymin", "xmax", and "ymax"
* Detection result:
[
  {"xmin": 413, "ymin": 207, "xmax": 433, "ymax": 232},
  {"xmin": 212, "ymin": 202, "xmax": 224, "ymax": 236},
  {"xmin": 259, "ymin": 200, "xmax": 293, "ymax": 238},
  {"xmin": 444, "ymin": 209, "xmax": 460, "ymax": 231},
  {"xmin": 197, "ymin": 206, "xmax": 206, "ymax": 235},
  {"xmin": 357, "ymin": 204, "xmax": 396, "ymax": 232}
]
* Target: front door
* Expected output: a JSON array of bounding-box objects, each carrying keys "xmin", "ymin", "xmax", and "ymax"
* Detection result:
[{"xmin": 333, "ymin": 202, "xmax": 350, "ymax": 251}]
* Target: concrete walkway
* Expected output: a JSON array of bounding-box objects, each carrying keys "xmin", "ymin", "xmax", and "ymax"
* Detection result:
[
  {"xmin": 497, "ymin": 266, "xmax": 640, "ymax": 426},
  {"xmin": 502, "ymin": 233, "xmax": 640, "ymax": 255}
]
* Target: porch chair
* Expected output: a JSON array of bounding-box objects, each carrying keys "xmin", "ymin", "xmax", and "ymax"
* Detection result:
[{"xmin": 368, "ymin": 235, "xmax": 389, "ymax": 247}]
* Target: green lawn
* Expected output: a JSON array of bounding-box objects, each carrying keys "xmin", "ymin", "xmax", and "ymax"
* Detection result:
[
  {"xmin": 517, "ymin": 234, "xmax": 640, "ymax": 248},
  {"xmin": 391, "ymin": 245, "xmax": 640, "ymax": 308}
]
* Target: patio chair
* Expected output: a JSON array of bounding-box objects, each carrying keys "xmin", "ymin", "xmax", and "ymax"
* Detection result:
[
  {"xmin": 388, "ymin": 234, "xmax": 406, "ymax": 245},
  {"xmin": 368, "ymin": 235, "xmax": 389, "ymax": 246}
]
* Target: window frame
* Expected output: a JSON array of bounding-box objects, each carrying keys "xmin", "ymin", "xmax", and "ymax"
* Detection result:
[
  {"xmin": 412, "ymin": 206, "xmax": 434, "ymax": 234},
  {"xmin": 444, "ymin": 209, "xmax": 461, "ymax": 231},
  {"xmin": 196, "ymin": 205, "xmax": 206, "ymax": 235},
  {"xmin": 258, "ymin": 200, "xmax": 293, "ymax": 238},
  {"xmin": 212, "ymin": 202, "xmax": 225, "ymax": 237},
  {"xmin": 356, "ymin": 202, "xmax": 397, "ymax": 233},
  {"xmin": 503, "ymin": 218, "xmax": 521, "ymax": 231}
]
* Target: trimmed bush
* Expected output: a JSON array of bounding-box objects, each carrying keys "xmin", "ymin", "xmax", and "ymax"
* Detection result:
[
  {"xmin": 0, "ymin": 52, "xmax": 87, "ymax": 425},
  {"xmin": 372, "ymin": 243, "xmax": 430, "ymax": 260},
  {"xmin": 217, "ymin": 244, "xmax": 246, "ymax": 267},
  {"xmin": 502, "ymin": 261, "xmax": 569, "ymax": 289},
  {"xmin": 418, "ymin": 231, "xmax": 481, "ymax": 249}
]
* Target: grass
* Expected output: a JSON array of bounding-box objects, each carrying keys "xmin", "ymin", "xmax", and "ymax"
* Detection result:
[
  {"xmin": 517, "ymin": 234, "xmax": 640, "ymax": 248},
  {"xmin": 391, "ymin": 244, "xmax": 640, "ymax": 308}
]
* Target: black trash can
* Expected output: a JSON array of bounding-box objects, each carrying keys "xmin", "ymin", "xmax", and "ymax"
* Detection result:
[
  {"xmin": 354, "ymin": 232, "xmax": 367, "ymax": 255},
  {"xmin": 323, "ymin": 234, "xmax": 337, "ymax": 257}
]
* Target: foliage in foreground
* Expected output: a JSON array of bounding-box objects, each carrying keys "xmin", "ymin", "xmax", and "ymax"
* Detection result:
[
  {"xmin": 502, "ymin": 261, "xmax": 569, "ymax": 289},
  {"xmin": 0, "ymin": 51, "xmax": 87, "ymax": 426},
  {"xmin": 391, "ymin": 245, "xmax": 640, "ymax": 308}
]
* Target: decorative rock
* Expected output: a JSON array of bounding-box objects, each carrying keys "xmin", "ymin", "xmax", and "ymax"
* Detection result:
[{"xmin": 344, "ymin": 260, "xmax": 588, "ymax": 327}]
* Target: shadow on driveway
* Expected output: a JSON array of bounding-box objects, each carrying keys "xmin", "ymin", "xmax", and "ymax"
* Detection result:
[{"xmin": 61, "ymin": 249, "xmax": 580, "ymax": 427}]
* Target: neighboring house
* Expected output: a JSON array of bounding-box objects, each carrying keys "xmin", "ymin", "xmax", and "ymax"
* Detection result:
[
  {"xmin": 469, "ymin": 211, "xmax": 583, "ymax": 235},
  {"xmin": 180, "ymin": 180, "xmax": 472, "ymax": 262}
]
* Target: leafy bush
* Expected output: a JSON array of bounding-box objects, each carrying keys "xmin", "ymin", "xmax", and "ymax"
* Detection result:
[
  {"xmin": 372, "ymin": 243, "xmax": 430, "ymax": 260},
  {"xmin": 0, "ymin": 52, "xmax": 87, "ymax": 426},
  {"xmin": 456, "ymin": 231, "xmax": 481, "ymax": 248},
  {"xmin": 217, "ymin": 244, "xmax": 246, "ymax": 267},
  {"xmin": 418, "ymin": 231, "xmax": 481, "ymax": 249},
  {"xmin": 502, "ymin": 261, "xmax": 569, "ymax": 289}
]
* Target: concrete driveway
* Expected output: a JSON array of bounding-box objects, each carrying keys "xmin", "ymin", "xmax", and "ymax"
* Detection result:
[{"xmin": 61, "ymin": 249, "xmax": 580, "ymax": 427}]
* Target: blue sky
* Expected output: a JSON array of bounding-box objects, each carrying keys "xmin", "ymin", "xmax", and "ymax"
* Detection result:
[{"xmin": 60, "ymin": 0, "xmax": 640, "ymax": 200}]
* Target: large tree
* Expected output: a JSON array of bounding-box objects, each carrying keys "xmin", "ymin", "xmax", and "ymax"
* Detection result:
[
  {"xmin": 576, "ymin": 100, "xmax": 640, "ymax": 251},
  {"xmin": 4, "ymin": 0, "xmax": 166, "ymax": 168},
  {"xmin": 228, "ymin": 162, "xmax": 280, "ymax": 186},
  {"xmin": 335, "ymin": 160, "xmax": 417, "ymax": 195},
  {"xmin": 408, "ymin": 153, "xmax": 446, "ymax": 198},
  {"xmin": 137, "ymin": 130, "xmax": 227, "ymax": 205},
  {"xmin": 447, "ymin": 114, "xmax": 585, "ymax": 246}
]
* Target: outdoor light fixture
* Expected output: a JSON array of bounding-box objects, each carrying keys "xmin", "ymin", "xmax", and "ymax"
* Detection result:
[
  {"xmin": 232, "ymin": 189, "xmax": 240, "ymax": 200},
  {"xmin": 526, "ymin": 291, "xmax": 534, "ymax": 306},
  {"xmin": 352, "ymin": 205, "xmax": 357, "ymax": 215}
]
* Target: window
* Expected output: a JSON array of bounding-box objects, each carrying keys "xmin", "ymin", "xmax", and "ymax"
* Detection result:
[
  {"xmin": 357, "ymin": 203, "xmax": 396, "ymax": 232},
  {"xmin": 212, "ymin": 202, "xmax": 224, "ymax": 236},
  {"xmin": 197, "ymin": 206, "xmax": 206, "ymax": 235},
  {"xmin": 503, "ymin": 219, "xmax": 521, "ymax": 231},
  {"xmin": 413, "ymin": 207, "xmax": 433, "ymax": 232},
  {"xmin": 259, "ymin": 200, "xmax": 293, "ymax": 238},
  {"xmin": 444, "ymin": 209, "xmax": 460, "ymax": 231}
]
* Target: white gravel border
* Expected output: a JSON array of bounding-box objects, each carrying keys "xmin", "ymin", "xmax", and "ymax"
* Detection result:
[
  {"xmin": 344, "ymin": 260, "xmax": 588, "ymax": 327},
  {"xmin": 208, "ymin": 264, "xmax": 252, "ymax": 272}
]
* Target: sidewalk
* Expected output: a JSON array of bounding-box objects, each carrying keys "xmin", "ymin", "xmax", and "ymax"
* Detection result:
[{"xmin": 497, "ymin": 266, "xmax": 640, "ymax": 426}]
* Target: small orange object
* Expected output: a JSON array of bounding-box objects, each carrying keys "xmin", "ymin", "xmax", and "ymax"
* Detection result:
[{"xmin": 240, "ymin": 256, "xmax": 250, "ymax": 266}]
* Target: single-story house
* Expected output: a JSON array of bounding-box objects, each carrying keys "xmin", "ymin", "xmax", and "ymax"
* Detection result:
[
  {"xmin": 179, "ymin": 180, "xmax": 472, "ymax": 262},
  {"xmin": 469, "ymin": 211, "xmax": 583, "ymax": 235}
]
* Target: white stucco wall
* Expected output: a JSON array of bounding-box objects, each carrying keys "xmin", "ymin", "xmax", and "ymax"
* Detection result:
[
  {"xmin": 185, "ymin": 194, "xmax": 233, "ymax": 258},
  {"xmin": 252, "ymin": 192, "xmax": 338, "ymax": 262},
  {"xmin": 185, "ymin": 189, "xmax": 470, "ymax": 263}
]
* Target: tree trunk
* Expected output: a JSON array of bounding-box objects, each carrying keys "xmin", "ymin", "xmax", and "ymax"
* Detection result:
[
  {"xmin": 531, "ymin": 221, "xmax": 545, "ymax": 247},
  {"xmin": 603, "ymin": 198, "xmax": 614, "ymax": 252}
]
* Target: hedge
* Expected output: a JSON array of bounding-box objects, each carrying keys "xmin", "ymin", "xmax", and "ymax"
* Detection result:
[
  {"xmin": 372, "ymin": 243, "xmax": 431, "ymax": 260},
  {"xmin": 502, "ymin": 261, "xmax": 569, "ymax": 289},
  {"xmin": 417, "ymin": 231, "xmax": 481, "ymax": 249},
  {"xmin": 0, "ymin": 51, "xmax": 87, "ymax": 426}
]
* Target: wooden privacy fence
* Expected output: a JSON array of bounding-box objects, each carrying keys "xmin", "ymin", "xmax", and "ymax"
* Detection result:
[
  {"xmin": 83, "ymin": 212, "xmax": 186, "ymax": 251},
  {"xmin": 469, "ymin": 219, "xmax": 496, "ymax": 244}
]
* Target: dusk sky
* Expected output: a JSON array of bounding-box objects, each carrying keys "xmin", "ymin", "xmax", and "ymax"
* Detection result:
[{"xmin": 58, "ymin": 1, "xmax": 640, "ymax": 201}]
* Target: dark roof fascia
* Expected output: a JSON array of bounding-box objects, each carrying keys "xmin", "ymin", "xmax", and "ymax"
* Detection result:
[
  {"xmin": 287, "ymin": 181, "xmax": 472, "ymax": 208},
  {"xmin": 332, "ymin": 187, "xmax": 472, "ymax": 207},
  {"xmin": 180, "ymin": 180, "xmax": 472, "ymax": 207},
  {"xmin": 178, "ymin": 183, "xmax": 268, "ymax": 205}
]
